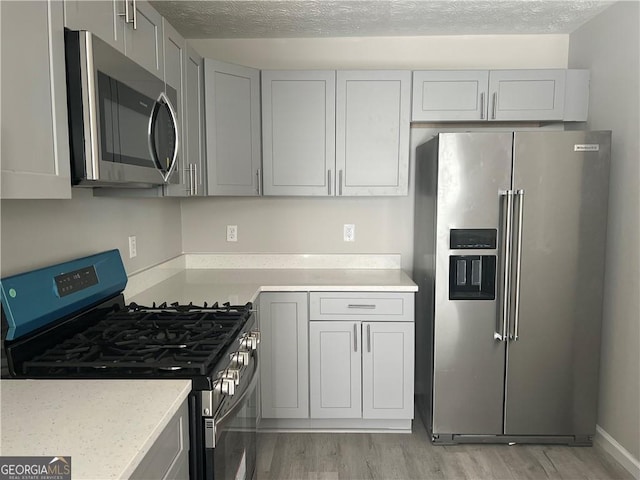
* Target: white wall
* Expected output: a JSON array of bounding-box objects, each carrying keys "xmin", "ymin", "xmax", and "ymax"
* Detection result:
[
  {"xmin": 0, "ymin": 189, "xmax": 182, "ymax": 277},
  {"xmin": 183, "ymin": 34, "xmax": 569, "ymax": 271},
  {"xmin": 569, "ymin": 1, "xmax": 640, "ymax": 463}
]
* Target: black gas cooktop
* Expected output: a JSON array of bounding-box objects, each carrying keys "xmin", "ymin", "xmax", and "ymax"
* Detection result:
[{"xmin": 6, "ymin": 300, "xmax": 253, "ymax": 384}]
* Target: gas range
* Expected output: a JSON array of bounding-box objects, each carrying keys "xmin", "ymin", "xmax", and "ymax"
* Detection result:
[
  {"xmin": 1, "ymin": 250, "xmax": 260, "ymax": 480},
  {"xmin": 8, "ymin": 299, "xmax": 253, "ymax": 387}
]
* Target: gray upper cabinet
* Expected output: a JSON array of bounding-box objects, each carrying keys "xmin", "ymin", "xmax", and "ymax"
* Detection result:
[
  {"xmin": 336, "ymin": 71, "xmax": 411, "ymax": 196},
  {"xmin": 64, "ymin": 0, "xmax": 163, "ymax": 80},
  {"xmin": 1, "ymin": 0, "xmax": 71, "ymax": 199},
  {"xmin": 63, "ymin": 0, "xmax": 125, "ymax": 52},
  {"xmin": 489, "ymin": 69, "xmax": 565, "ymax": 121},
  {"xmin": 262, "ymin": 70, "xmax": 336, "ymax": 196},
  {"xmin": 123, "ymin": 0, "xmax": 163, "ymax": 79},
  {"xmin": 412, "ymin": 69, "xmax": 588, "ymax": 122},
  {"xmin": 162, "ymin": 19, "xmax": 188, "ymax": 197},
  {"xmin": 412, "ymin": 70, "xmax": 489, "ymax": 121},
  {"xmin": 262, "ymin": 70, "xmax": 410, "ymax": 197},
  {"xmin": 184, "ymin": 46, "xmax": 207, "ymax": 196},
  {"xmin": 205, "ymin": 60, "xmax": 261, "ymax": 196}
]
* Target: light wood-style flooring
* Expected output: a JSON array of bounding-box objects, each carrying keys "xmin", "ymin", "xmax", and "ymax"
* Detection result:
[{"xmin": 257, "ymin": 418, "xmax": 632, "ymax": 480}]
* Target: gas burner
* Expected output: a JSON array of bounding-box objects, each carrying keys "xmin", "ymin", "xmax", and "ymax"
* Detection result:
[{"xmin": 126, "ymin": 301, "xmax": 253, "ymax": 313}]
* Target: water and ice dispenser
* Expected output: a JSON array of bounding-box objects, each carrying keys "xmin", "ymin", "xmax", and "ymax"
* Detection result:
[{"xmin": 449, "ymin": 229, "xmax": 497, "ymax": 300}]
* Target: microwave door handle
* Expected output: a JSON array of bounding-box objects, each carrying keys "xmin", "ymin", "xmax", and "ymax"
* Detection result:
[{"xmin": 148, "ymin": 92, "xmax": 179, "ymax": 183}]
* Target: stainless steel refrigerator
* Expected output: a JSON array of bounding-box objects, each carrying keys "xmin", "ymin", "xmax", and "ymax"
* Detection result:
[{"xmin": 413, "ymin": 131, "xmax": 611, "ymax": 445}]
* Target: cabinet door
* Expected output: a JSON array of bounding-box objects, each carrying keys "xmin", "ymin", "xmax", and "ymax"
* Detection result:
[
  {"xmin": 205, "ymin": 60, "xmax": 261, "ymax": 196},
  {"xmin": 309, "ymin": 322, "xmax": 362, "ymax": 418},
  {"xmin": 362, "ymin": 322, "xmax": 414, "ymax": 419},
  {"xmin": 259, "ymin": 293, "xmax": 309, "ymax": 419},
  {"xmin": 336, "ymin": 71, "xmax": 411, "ymax": 196},
  {"xmin": 262, "ymin": 71, "xmax": 335, "ymax": 196},
  {"xmin": 162, "ymin": 20, "xmax": 189, "ymax": 197},
  {"xmin": 63, "ymin": 0, "xmax": 125, "ymax": 52},
  {"xmin": 123, "ymin": 0, "xmax": 163, "ymax": 79},
  {"xmin": 488, "ymin": 70, "xmax": 566, "ymax": 121},
  {"xmin": 184, "ymin": 46, "xmax": 207, "ymax": 196},
  {"xmin": 412, "ymin": 70, "xmax": 489, "ymax": 121},
  {"xmin": 1, "ymin": 0, "xmax": 71, "ymax": 199}
]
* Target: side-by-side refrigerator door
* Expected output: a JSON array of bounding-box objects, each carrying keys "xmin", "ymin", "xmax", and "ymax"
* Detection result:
[
  {"xmin": 505, "ymin": 131, "xmax": 610, "ymax": 436},
  {"xmin": 432, "ymin": 132, "xmax": 512, "ymax": 436}
]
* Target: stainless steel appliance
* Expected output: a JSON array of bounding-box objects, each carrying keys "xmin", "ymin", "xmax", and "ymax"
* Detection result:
[
  {"xmin": 65, "ymin": 31, "xmax": 179, "ymax": 187},
  {"xmin": 1, "ymin": 250, "xmax": 259, "ymax": 480},
  {"xmin": 413, "ymin": 131, "xmax": 611, "ymax": 445}
]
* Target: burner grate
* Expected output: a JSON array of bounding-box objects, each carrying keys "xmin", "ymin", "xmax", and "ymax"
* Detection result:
[{"xmin": 19, "ymin": 302, "xmax": 252, "ymax": 377}]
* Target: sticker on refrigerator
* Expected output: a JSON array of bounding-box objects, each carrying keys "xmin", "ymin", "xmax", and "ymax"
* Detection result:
[{"xmin": 574, "ymin": 144, "xmax": 600, "ymax": 152}]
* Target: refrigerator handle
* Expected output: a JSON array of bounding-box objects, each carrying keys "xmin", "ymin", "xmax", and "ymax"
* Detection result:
[
  {"xmin": 495, "ymin": 189, "xmax": 514, "ymax": 342},
  {"xmin": 511, "ymin": 189, "xmax": 525, "ymax": 341}
]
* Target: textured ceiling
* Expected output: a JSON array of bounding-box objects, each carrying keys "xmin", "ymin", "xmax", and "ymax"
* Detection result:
[{"xmin": 150, "ymin": 0, "xmax": 615, "ymax": 39}]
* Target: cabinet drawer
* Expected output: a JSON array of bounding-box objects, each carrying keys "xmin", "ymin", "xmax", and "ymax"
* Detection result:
[{"xmin": 309, "ymin": 292, "xmax": 414, "ymax": 321}]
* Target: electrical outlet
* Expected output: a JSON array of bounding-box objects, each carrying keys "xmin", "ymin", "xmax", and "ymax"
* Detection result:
[
  {"xmin": 344, "ymin": 224, "xmax": 355, "ymax": 242},
  {"xmin": 226, "ymin": 225, "xmax": 238, "ymax": 242},
  {"xmin": 128, "ymin": 235, "xmax": 137, "ymax": 258}
]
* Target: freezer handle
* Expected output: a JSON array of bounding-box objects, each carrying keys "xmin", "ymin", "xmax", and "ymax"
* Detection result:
[
  {"xmin": 495, "ymin": 189, "xmax": 514, "ymax": 342},
  {"xmin": 511, "ymin": 189, "xmax": 525, "ymax": 341}
]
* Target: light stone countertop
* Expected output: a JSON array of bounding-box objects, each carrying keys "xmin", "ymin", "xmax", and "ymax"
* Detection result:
[
  {"xmin": 0, "ymin": 379, "xmax": 191, "ymax": 480},
  {"xmin": 128, "ymin": 268, "xmax": 418, "ymax": 306}
]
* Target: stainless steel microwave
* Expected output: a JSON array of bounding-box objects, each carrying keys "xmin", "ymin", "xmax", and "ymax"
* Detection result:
[{"xmin": 65, "ymin": 30, "xmax": 179, "ymax": 187}]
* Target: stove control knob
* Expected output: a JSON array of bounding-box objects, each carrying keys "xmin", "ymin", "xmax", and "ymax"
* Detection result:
[
  {"xmin": 239, "ymin": 331, "xmax": 261, "ymax": 350},
  {"xmin": 230, "ymin": 350, "xmax": 251, "ymax": 366},
  {"xmin": 222, "ymin": 367, "xmax": 241, "ymax": 385},
  {"xmin": 214, "ymin": 377, "xmax": 235, "ymax": 396}
]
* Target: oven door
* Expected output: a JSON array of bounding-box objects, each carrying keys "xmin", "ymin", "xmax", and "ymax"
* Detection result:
[{"xmin": 205, "ymin": 353, "xmax": 259, "ymax": 480}]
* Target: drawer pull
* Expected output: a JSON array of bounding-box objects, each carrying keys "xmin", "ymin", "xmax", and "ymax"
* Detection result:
[{"xmin": 347, "ymin": 304, "xmax": 376, "ymax": 309}]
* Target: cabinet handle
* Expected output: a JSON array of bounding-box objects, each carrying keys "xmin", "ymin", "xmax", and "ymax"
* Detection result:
[
  {"xmin": 347, "ymin": 304, "xmax": 376, "ymax": 309},
  {"xmin": 480, "ymin": 92, "xmax": 485, "ymax": 120},
  {"xmin": 193, "ymin": 163, "xmax": 198, "ymax": 196},
  {"xmin": 119, "ymin": 0, "xmax": 131, "ymax": 24},
  {"xmin": 339, "ymin": 169, "xmax": 343, "ymax": 196},
  {"xmin": 328, "ymin": 170, "xmax": 332, "ymax": 195},
  {"xmin": 367, "ymin": 324, "xmax": 371, "ymax": 353},
  {"xmin": 183, "ymin": 166, "xmax": 192, "ymax": 194},
  {"xmin": 191, "ymin": 164, "xmax": 196, "ymax": 196},
  {"xmin": 353, "ymin": 324, "xmax": 358, "ymax": 352},
  {"xmin": 492, "ymin": 92, "xmax": 497, "ymax": 120},
  {"xmin": 132, "ymin": 0, "xmax": 138, "ymax": 30}
]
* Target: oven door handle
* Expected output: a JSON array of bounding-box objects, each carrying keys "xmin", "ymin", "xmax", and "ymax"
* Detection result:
[{"xmin": 209, "ymin": 352, "xmax": 259, "ymax": 448}]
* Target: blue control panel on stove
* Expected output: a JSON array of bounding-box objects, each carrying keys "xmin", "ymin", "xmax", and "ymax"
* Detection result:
[{"xmin": 0, "ymin": 250, "xmax": 127, "ymax": 341}]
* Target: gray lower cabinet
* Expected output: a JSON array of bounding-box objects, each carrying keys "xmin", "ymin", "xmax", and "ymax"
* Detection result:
[
  {"xmin": 309, "ymin": 292, "xmax": 415, "ymax": 420},
  {"xmin": 64, "ymin": 0, "xmax": 163, "ymax": 80},
  {"xmin": 205, "ymin": 60, "xmax": 261, "ymax": 196},
  {"xmin": 1, "ymin": 0, "xmax": 72, "ymax": 199},
  {"xmin": 412, "ymin": 69, "xmax": 589, "ymax": 122},
  {"xmin": 259, "ymin": 292, "xmax": 309, "ymax": 419},
  {"xmin": 129, "ymin": 399, "xmax": 189, "ymax": 480}
]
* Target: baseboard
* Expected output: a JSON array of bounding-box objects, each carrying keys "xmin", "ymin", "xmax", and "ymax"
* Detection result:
[{"xmin": 595, "ymin": 425, "xmax": 640, "ymax": 479}]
